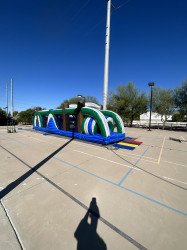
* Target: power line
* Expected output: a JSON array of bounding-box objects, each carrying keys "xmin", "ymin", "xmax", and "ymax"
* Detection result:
[
  {"xmin": 112, "ymin": 0, "xmax": 132, "ymax": 12},
  {"xmin": 71, "ymin": 0, "xmax": 91, "ymax": 23},
  {"xmin": 83, "ymin": 16, "xmax": 106, "ymax": 37},
  {"xmin": 83, "ymin": 0, "xmax": 132, "ymax": 37}
]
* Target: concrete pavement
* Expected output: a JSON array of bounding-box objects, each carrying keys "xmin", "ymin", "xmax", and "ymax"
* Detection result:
[{"xmin": 0, "ymin": 126, "xmax": 187, "ymax": 249}]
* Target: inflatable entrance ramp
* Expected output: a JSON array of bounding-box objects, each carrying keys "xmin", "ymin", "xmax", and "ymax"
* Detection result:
[
  {"xmin": 33, "ymin": 102, "xmax": 125, "ymax": 145},
  {"xmin": 113, "ymin": 137, "xmax": 143, "ymax": 150}
]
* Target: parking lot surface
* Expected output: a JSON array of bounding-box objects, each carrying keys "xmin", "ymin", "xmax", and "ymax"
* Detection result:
[{"xmin": 0, "ymin": 126, "xmax": 187, "ymax": 249}]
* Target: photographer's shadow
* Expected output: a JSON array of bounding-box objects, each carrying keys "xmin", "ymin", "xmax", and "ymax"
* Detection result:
[{"xmin": 74, "ymin": 197, "xmax": 107, "ymax": 250}]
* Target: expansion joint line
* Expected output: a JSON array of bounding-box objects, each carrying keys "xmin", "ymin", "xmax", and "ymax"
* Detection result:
[
  {"xmin": 0, "ymin": 144, "xmax": 147, "ymax": 250},
  {"xmin": 0, "ymin": 200, "xmax": 24, "ymax": 250}
]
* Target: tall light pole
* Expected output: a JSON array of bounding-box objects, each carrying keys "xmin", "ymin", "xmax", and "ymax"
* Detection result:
[
  {"xmin": 6, "ymin": 82, "xmax": 8, "ymax": 115},
  {"xmin": 148, "ymin": 82, "xmax": 155, "ymax": 131},
  {"xmin": 103, "ymin": 0, "xmax": 111, "ymax": 110},
  {"xmin": 11, "ymin": 78, "xmax": 14, "ymax": 117}
]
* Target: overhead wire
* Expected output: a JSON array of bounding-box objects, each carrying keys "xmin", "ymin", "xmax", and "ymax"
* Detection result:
[
  {"xmin": 1, "ymin": 1, "xmax": 133, "ymax": 110},
  {"xmin": 82, "ymin": 0, "xmax": 133, "ymax": 37},
  {"xmin": 113, "ymin": 0, "xmax": 132, "ymax": 11},
  {"xmin": 71, "ymin": 0, "xmax": 91, "ymax": 23}
]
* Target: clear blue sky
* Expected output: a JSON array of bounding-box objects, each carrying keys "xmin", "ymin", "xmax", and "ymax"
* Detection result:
[{"xmin": 0, "ymin": 0, "xmax": 186, "ymax": 111}]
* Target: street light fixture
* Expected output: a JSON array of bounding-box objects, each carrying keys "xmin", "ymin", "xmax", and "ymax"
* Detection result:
[
  {"xmin": 148, "ymin": 82, "xmax": 155, "ymax": 131},
  {"xmin": 3, "ymin": 106, "xmax": 8, "ymax": 117}
]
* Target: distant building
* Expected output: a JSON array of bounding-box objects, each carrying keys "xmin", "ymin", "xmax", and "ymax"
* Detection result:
[
  {"xmin": 69, "ymin": 102, "xmax": 101, "ymax": 110},
  {"xmin": 140, "ymin": 112, "xmax": 172, "ymax": 123}
]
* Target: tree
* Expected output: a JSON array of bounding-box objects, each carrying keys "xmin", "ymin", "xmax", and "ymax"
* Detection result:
[
  {"xmin": 17, "ymin": 109, "xmax": 35, "ymax": 124},
  {"xmin": 12, "ymin": 111, "xmax": 19, "ymax": 125},
  {"xmin": 84, "ymin": 96, "xmax": 99, "ymax": 104},
  {"xmin": 57, "ymin": 96, "xmax": 99, "ymax": 108},
  {"xmin": 172, "ymin": 112, "xmax": 184, "ymax": 122},
  {"xmin": 0, "ymin": 108, "xmax": 7, "ymax": 125},
  {"xmin": 33, "ymin": 106, "xmax": 44, "ymax": 111},
  {"xmin": 13, "ymin": 111, "xmax": 19, "ymax": 116},
  {"xmin": 174, "ymin": 81, "xmax": 187, "ymax": 121},
  {"xmin": 152, "ymin": 87, "xmax": 175, "ymax": 126},
  {"xmin": 108, "ymin": 83, "xmax": 148, "ymax": 126}
]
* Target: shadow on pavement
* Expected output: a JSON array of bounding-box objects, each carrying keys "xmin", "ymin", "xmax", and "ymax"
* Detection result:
[
  {"xmin": 0, "ymin": 140, "xmax": 147, "ymax": 250},
  {"xmin": 74, "ymin": 197, "xmax": 107, "ymax": 250},
  {"xmin": 0, "ymin": 138, "xmax": 73, "ymax": 199}
]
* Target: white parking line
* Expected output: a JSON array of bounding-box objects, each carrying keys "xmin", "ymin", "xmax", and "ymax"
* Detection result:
[
  {"xmin": 158, "ymin": 136, "xmax": 166, "ymax": 164},
  {"xmin": 116, "ymin": 151, "xmax": 158, "ymax": 164},
  {"xmin": 73, "ymin": 149, "xmax": 139, "ymax": 170},
  {"xmin": 17, "ymin": 131, "xmax": 173, "ymax": 167},
  {"xmin": 23, "ymin": 130, "xmax": 161, "ymax": 162},
  {"xmin": 1, "ymin": 131, "xmax": 186, "ymax": 189},
  {"xmin": 116, "ymin": 149, "xmax": 158, "ymax": 160},
  {"xmin": 73, "ymin": 149, "xmax": 187, "ymax": 186},
  {"xmin": 164, "ymin": 160, "xmax": 187, "ymax": 168},
  {"xmin": 19, "ymin": 133, "xmax": 57, "ymax": 145},
  {"xmin": 21, "ymin": 130, "xmax": 106, "ymax": 151}
]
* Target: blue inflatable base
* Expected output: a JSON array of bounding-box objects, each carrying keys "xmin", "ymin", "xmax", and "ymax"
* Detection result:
[{"xmin": 33, "ymin": 126, "xmax": 125, "ymax": 145}]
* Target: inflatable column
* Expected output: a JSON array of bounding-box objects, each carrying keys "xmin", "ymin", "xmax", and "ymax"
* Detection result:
[
  {"xmin": 62, "ymin": 102, "xmax": 70, "ymax": 131},
  {"xmin": 77, "ymin": 101, "xmax": 85, "ymax": 133}
]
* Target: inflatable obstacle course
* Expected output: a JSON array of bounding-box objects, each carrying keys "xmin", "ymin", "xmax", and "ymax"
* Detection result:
[{"xmin": 33, "ymin": 102, "xmax": 125, "ymax": 145}]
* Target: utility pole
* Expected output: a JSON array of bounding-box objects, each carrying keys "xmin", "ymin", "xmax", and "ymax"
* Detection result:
[
  {"xmin": 103, "ymin": 0, "xmax": 111, "ymax": 110},
  {"xmin": 6, "ymin": 82, "xmax": 8, "ymax": 115},
  {"xmin": 148, "ymin": 82, "xmax": 155, "ymax": 131},
  {"xmin": 11, "ymin": 78, "xmax": 14, "ymax": 117}
]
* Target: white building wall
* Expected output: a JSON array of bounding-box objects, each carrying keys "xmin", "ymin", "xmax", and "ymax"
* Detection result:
[{"xmin": 140, "ymin": 112, "xmax": 172, "ymax": 122}]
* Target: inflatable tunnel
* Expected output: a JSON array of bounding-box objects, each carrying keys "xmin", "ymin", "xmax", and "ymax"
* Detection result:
[{"xmin": 33, "ymin": 104, "xmax": 125, "ymax": 144}]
